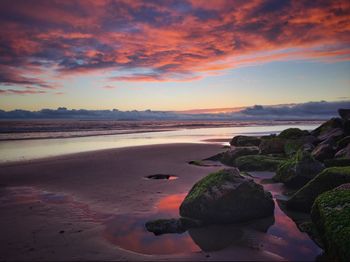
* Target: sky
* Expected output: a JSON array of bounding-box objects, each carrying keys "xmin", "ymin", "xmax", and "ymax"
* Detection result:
[{"xmin": 0, "ymin": 0, "xmax": 349, "ymax": 111}]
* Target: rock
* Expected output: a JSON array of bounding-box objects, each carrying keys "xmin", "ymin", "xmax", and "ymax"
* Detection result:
[
  {"xmin": 273, "ymin": 150, "xmax": 325, "ymax": 188},
  {"xmin": 145, "ymin": 219, "xmax": 184, "ymax": 235},
  {"xmin": 311, "ymin": 143, "xmax": 335, "ymax": 161},
  {"xmin": 338, "ymin": 108, "xmax": 350, "ymax": 120},
  {"xmin": 286, "ymin": 166, "xmax": 350, "ymax": 212},
  {"xmin": 337, "ymin": 136, "xmax": 350, "ymax": 149},
  {"xmin": 335, "ymin": 183, "xmax": 350, "ymax": 190},
  {"xmin": 335, "ymin": 144, "xmax": 350, "ymax": 158},
  {"xmin": 179, "ymin": 168, "xmax": 274, "ymax": 224},
  {"xmin": 230, "ymin": 135, "xmax": 261, "ymax": 147},
  {"xmin": 284, "ymin": 135, "xmax": 317, "ymax": 156},
  {"xmin": 324, "ymin": 158, "xmax": 350, "ymax": 167},
  {"xmin": 311, "ymin": 117, "xmax": 343, "ymax": 137},
  {"xmin": 220, "ymin": 146, "xmax": 259, "ymax": 166},
  {"xmin": 317, "ymin": 128, "xmax": 344, "ymax": 142},
  {"xmin": 311, "ymin": 187, "xmax": 350, "ymax": 261},
  {"xmin": 259, "ymin": 137, "xmax": 286, "ymax": 154},
  {"xmin": 204, "ymin": 152, "xmax": 224, "ymax": 161},
  {"xmin": 145, "ymin": 217, "xmax": 203, "ymax": 235},
  {"xmin": 278, "ymin": 128, "xmax": 309, "ymax": 139},
  {"xmin": 234, "ymin": 155, "xmax": 284, "ymax": 171}
]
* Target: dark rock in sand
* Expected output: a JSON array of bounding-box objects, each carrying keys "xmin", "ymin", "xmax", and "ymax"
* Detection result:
[
  {"xmin": 220, "ymin": 146, "xmax": 259, "ymax": 166},
  {"xmin": 145, "ymin": 218, "xmax": 185, "ymax": 235},
  {"xmin": 287, "ymin": 166, "xmax": 350, "ymax": 212},
  {"xmin": 259, "ymin": 137, "xmax": 286, "ymax": 154},
  {"xmin": 273, "ymin": 150, "xmax": 324, "ymax": 188},
  {"xmin": 204, "ymin": 152, "xmax": 225, "ymax": 161},
  {"xmin": 311, "ymin": 143, "xmax": 335, "ymax": 161},
  {"xmin": 179, "ymin": 168, "xmax": 274, "ymax": 224},
  {"xmin": 230, "ymin": 135, "xmax": 261, "ymax": 147},
  {"xmin": 234, "ymin": 155, "xmax": 284, "ymax": 171},
  {"xmin": 311, "ymin": 185, "xmax": 350, "ymax": 261},
  {"xmin": 338, "ymin": 108, "xmax": 350, "ymax": 120},
  {"xmin": 335, "ymin": 144, "xmax": 350, "ymax": 158},
  {"xmin": 145, "ymin": 217, "xmax": 203, "ymax": 235},
  {"xmin": 278, "ymin": 128, "xmax": 309, "ymax": 139}
]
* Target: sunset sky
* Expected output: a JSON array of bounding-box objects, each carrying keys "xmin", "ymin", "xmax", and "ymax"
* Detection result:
[{"xmin": 0, "ymin": 0, "xmax": 349, "ymax": 111}]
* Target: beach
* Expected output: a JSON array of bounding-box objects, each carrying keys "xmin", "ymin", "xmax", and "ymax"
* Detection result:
[{"xmin": 0, "ymin": 142, "xmax": 321, "ymax": 261}]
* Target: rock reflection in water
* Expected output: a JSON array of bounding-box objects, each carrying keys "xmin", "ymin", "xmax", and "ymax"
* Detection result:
[{"xmin": 188, "ymin": 216, "xmax": 274, "ymax": 252}]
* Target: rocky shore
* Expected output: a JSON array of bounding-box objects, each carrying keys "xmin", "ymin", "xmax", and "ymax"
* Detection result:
[{"xmin": 146, "ymin": 108, "xmax": 350, "ymax": 261}]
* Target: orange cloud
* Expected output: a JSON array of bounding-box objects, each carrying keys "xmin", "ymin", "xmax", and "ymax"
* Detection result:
[{"xmin": 0, "ymin": 0, "xmax": 349, "ymax": 86}]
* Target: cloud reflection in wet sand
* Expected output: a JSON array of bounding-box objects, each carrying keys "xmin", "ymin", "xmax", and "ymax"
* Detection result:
[{"xmin": 0, "ymin": 180, "xmax": 322, "ymax": 259}]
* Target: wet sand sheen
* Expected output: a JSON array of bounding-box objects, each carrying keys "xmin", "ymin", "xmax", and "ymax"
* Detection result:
[{"xmin": 0, "ymin": 143, "xmax": 322, "ymax": 260}]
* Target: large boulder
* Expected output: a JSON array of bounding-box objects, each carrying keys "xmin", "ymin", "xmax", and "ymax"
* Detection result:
[
  {"xmin": 311, "ymin": 186, "xmax": 350, "ymax": 261},
  {"xmin": 220, "ymin": 146, "xmax": 259, "ymax": 166},
  {"xmin": 284, "ymin": 135, "xmax": 318, "ymax": 156},
  {"xmin": 273, "ymin": 150, "xmax": 325, "ymax": 188},
  {"xmin": 338, "ymin": 108, "xmax": 350, "ymax": 120},
  {"xmin": 287, "ymin": 166, "xmax": 350, "ymax": 212},
  {"xmin": 311, "ymin": 117, "xmax": 343, "ymax": 137},
  {"xmin": 230, "ymin": 135, "xmax": 261, "ymax": 147},
  {"xmin": 234, "ymin": 155, "xmax": 284, "ymax": 171},
  {"xmin": 337, "ymin": 136, "xmax": 350, "ymax": 149},
  {"xmin": 311, "ymin": 143, "xmax": 335, "ymax": 161},
  {"xmin": 278, "ymin": 128, "xmax": 309, "ymax": 139},
  {"xmin": 317, "ymin": 128, "xmax": 344, "ymax": 142},
  {"xmin": 335, "ymin": 144, "xmax": 350, "ymax": 158},
  {"xmin": 259, "ymin": 137, "xmax": 286, "ymax": 154},
  {"xmin": 179, "ymin": 168, "xmax": 274, "ymax": 224}
]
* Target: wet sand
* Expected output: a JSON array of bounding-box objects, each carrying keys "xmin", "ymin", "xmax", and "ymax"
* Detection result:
[{"xmin": 0, "ymin": 143, "xmax": 320, "ymax": 261}]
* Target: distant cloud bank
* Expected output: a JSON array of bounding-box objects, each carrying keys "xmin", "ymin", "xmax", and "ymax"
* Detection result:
[{"xmin": 1, "ymin": 101, "xmax": 349, "ymax": 121}]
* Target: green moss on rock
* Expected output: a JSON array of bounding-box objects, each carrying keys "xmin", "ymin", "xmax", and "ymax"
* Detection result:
[
  {"xmin": 278, "ymin": 128, "xmax": 309, "ymax": 139},
  {"xmin": 234, "ymin": 155, "xmax": 284, "ymax": 171},
  {"xmin": 311, "ymin": 189, "xmax": 350, "ymax": 261},
  {"xmin": 287, "ymin": 166, "xmax": 350, "ymax": 212},
  {"xmin": 179, "ymin": 168, "xmax": 274, "ymax": 224},
  {"xmin": 311, "ymin": 117, "xmax": 344, "ymax": 137},
  {"xmin": 273, "ymin": 150, "xmax": 324, "ymax": 188},
  {"xmin": 230, "ymin": 135, "xmax": 261, "ymax": 147}
]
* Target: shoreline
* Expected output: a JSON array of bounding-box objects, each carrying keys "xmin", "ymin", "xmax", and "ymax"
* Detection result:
[{"xmin": 0, "ymin": 142, "xmax": 322, "ymax": 260}]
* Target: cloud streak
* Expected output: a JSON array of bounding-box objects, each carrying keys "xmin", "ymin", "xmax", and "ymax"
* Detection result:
[
  {"xmin": 1, "ymin": 100, "xmax": 349, "ymax": 120},
  {"xmin": 0, "ymin": 0, "xmax": 349, "ymax": 89}
]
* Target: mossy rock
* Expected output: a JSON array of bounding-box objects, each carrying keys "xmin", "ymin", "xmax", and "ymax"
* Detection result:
[
  {"xmin": 324, "ymin": 158, "xmax": 350, "ymax": 167},
  {"xmin": 287, "ymin": 166, "xmax": 350, "ymax": 212},
  {"xmin": 278, "ymin": 128, "xmax": 309, "ymax": 139},
  {"xmin": 234, "ymin": 155, "xmax": 285, "ymax": 171},
  {"xmin": 311, "ymin": 117, "xmax": 344, "ymax": 137},
  {"xmin": 220, "ymin": 146, "xmax": 259, "ymax": 166},
  {"xmin": 230, "ymin": 135, "xmax": 261, "ymax": 147},
  {"xmin": 179, "ymin": 168, "xmax": 274, "ymax": 224},
  {"xmin": 259, "ymin": 137, "xmax": 287, "ymax": 154},
  {"xmin": 273, "ymin": 150, "xmax": 325, "ymax": 188},
  {"xmin": 337, "ymin": 136, "xmax": 350, "ymax": 149},
  {"xmin": 284, "ymin": 139, "xmax": 304, "ymax": 156},
  {"xmin": 311, "ymin": 188, "xmax": 350, "ymax": 261}
]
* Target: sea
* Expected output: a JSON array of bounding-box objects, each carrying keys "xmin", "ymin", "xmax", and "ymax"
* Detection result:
[{"xmin": 0, "ymin": 119, "xmax": 322, "ymax": 163}]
